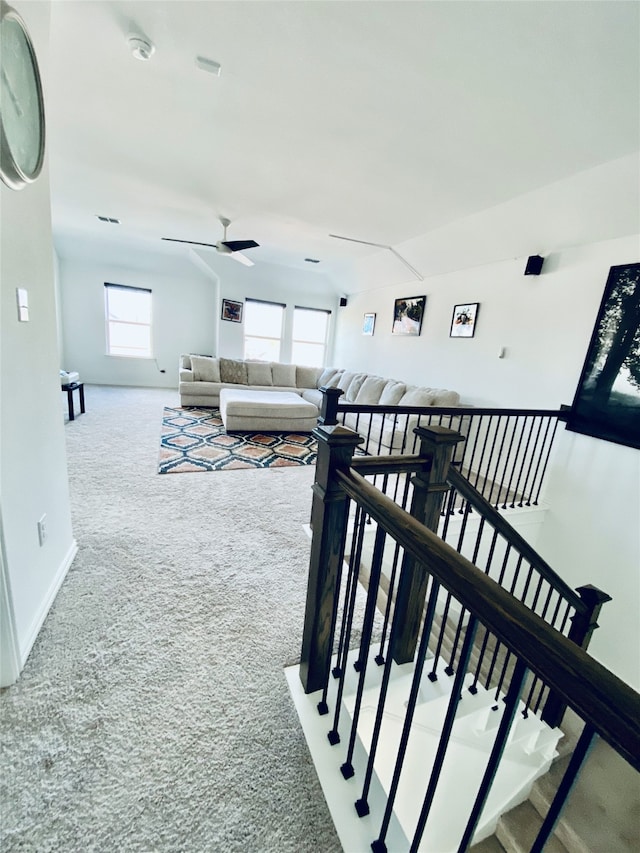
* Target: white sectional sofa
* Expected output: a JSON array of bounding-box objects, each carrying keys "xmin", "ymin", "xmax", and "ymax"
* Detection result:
[{"xmin": 178, "ymin": 354, "xmax": 462, "ymax": 452}]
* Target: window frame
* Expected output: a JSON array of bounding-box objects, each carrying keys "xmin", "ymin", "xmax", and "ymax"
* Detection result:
[
  {"xmin": 291, "ymin": 305, "xmax": 331, "ymax": 367},
  {"xmin": 243, "ymin": 297, "xmax": 286, "ymax": 362},
  {"xmin": 104, "ymin": 283, "xmax": 153, "ymax": 359}
]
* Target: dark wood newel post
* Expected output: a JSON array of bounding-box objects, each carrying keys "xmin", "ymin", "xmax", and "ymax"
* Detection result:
[
  {"xmin": 542, "ymin": 583, "xmax": 612, "ymax": 727},
  {"xmin": 299, "ymin": 422, "xmax": 363, "ymax": 694},
  {"xmin": 318, "ymin": 386, "xmax": 343, "ymax": 426},
  {"xmin": 392, "ymin": 425, "xmax": 465, "ymax": 665}
]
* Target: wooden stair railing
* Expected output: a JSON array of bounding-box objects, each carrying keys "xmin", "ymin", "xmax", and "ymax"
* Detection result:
[{"xmin": 299, "ymin": 421, "xmax": 637, "ymax": 851}]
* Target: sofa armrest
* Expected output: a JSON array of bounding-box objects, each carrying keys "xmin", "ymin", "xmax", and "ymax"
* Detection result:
[{"xmin": 179, "ymin": 368, "xmax": 194, "ymax": 382}]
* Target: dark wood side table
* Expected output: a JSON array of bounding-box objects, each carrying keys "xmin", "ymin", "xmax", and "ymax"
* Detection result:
[{"xmin": 62, "ymin": 382, "xmax": 85, "ymax": 421}]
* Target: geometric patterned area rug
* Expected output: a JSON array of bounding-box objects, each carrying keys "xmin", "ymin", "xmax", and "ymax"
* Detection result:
[{"xmin": 158, "ymin": 407, "xmax": 317, "ymax": 474}]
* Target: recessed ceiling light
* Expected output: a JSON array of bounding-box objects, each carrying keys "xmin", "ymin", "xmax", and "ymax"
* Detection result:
[
  {"xmin": 196, "ymin": 56, "xmax": 222, "ymax": 76},
  {"xmin": 128, "ymin": 36, "xmax": 155, "ymax": 61},
  {"xmin": 305, "ymin": 258, "xmax": 320, "ymax": 264}
]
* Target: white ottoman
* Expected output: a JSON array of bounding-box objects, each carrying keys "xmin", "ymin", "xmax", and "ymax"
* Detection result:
[{"xmin": 219, "ymin": 389, "xmax": 319, "ymax": 433}]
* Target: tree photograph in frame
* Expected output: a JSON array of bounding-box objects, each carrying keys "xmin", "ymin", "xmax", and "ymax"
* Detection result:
[
  {"xmin": 450, "ymin": 302, "xmax": 479, "ymax": 338},
  {"xmin": 221, "ymin": 298, "xmax": 243, "ymax": 323},
  {"xmin": 392, "ymin": 295, "xmax": 426, "ymax": 336},
  {"xmin": 362, "ymin": 313, "xmax": 376, "ymax": 335},
  {"xmin": 567, "ymin": 262, "xmax": 640, "ymax": 450}
]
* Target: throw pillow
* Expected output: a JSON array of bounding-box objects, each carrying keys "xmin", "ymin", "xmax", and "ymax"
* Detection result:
[
  {"xmin": 399, "ymin": 387, "xmax": 438, "ymax": 407},
  {"xmin": 337, "ymin": 371, "xmax": 357, "ymax": 392},
  {"xmin": 379, "ymin": 380, "xmax": 407, "ymax": 406},
  {"xmin": 345, "ymin": 373, "xmax": 367, "ymax": 401},
  {"xmin": 317, "ymin": 367, "xmax": 338, "ymax": 388},
  {"xmin": 247, "ymin": 361, "xmax": 273, "ymax": 386},
  {"xmin": 219, "ymin": 357, "xmax": 248, "ymax": 385},
  {"xmin": 324, "ymin": 370, "xmax": 344, "ymax": 389},
  {"xmin": 355, "ymin": 376, "xmax": 387, "ymax": 405},
  {"xmin": 272, "ymin": 362, "xmax": 297, "ymax": 387},
  {"xmin": 296, "ymin": 365, "xmax": 321, "ymax": 389},
  {"xmin": 191, "ymin": 355, "xmax": 221, "ymax": 383}
]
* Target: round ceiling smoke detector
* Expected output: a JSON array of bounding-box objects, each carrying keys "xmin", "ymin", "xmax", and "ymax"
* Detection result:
[{"xmin": 128, "ymin": 36, "xmax": 155, "ymax": 61}]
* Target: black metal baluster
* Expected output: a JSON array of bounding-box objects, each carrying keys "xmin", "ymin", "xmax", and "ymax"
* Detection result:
[
  {"xmin": 526, "ymin": 416, "xmax": 552, "ymax": 506},
  {"xmin": 457, "ymin": 658, "xmax": 529, "ymax": 852},
  {"xmin": 326, "ymin": 509, "xmax": 367, "ymax": 737},
  {"xmin": 530, "ymin": 724, "xmax": 597, "ymax": 853},
  {"xmin": 532, "ymin": 416, "xmax": 560, "ymax": 506},
  {"xmin": 512, "ymin": 417, "xmax": 536, "ymax": 507},
  {"xmin": 518, "ymin": 416, "xmax": 544, "ymax": 507},
  {"xmin": 486, "ymin": 416, "xmax": 508, "ymax": 506},
  {"xmin": 408, "ymin": 617, "xmax": 479, "ymax": 853},
  {"xmin": 499, "ymin": 417, "xmax": 521, "ymax": 509},
  {"xmin": 341, "ymin": 525, "xmax": 387, "ymax": 779},
  {"xmin": 356, "ymin": 573, "xmax": 440, "ymax": 818},
  {"xmin": 460, "ymin": 415, "xmax": 484, "ymax": 512},
  {"xmin": 375, "ymin": 541, "xmax": 402, "ymax": 665},
  {"xmin": 371, "ymin": 578, "xmax": 442, "ymax": 853},
  {"xmin": 480, "ymin": 416, "xmax": 502, "ymax": 502},
  {"xmin": 472, "ymin": 415, "xmax": 494, "ymax": 494},
  {"xmin": 503, "ymin": 417, "xmax": 526, "ymax": 508}
]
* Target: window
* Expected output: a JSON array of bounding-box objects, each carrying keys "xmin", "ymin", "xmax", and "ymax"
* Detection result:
[
  {"xmin": 244, "ymin": 298, "xmax": 285, "ymax": 361},
  {"xmin": 104, "ymin": 283, "xmax": 152, "ymax": 358},
  {"xmin": 292, "ymin": 306, "xmax": 330, "ymax": 367}
]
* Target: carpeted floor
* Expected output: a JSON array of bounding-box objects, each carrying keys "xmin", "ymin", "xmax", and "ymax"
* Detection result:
[
  {"xmin": 0, "ymin": 385, "xmax": 341, "ymax": 853},
  {"xmin": 159, "ymin": 406, "xmax": 317, "ymax": 474}
]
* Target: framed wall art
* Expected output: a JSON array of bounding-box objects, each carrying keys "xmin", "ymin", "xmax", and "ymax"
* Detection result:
[
  {"xmin": 392, "ymin": 295, "xmax": 426, "ymax": 336},
  {"xmin": 362, "ymin": 313, "xmax": 376, "ymax": 335},
  {"xmin": 450, "ymin": 302, "xmax": 479, "ymax": 338},
  {"xmin": 221, "ymin": 298, "xmax": 243, "ymax": 323},
  {"xmin": 567, "ymin": 262, "xmax": 640, "ymax": 450}
]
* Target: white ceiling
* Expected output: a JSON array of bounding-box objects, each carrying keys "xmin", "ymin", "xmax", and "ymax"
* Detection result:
[{"xmin": 47, "ymin": 1, "xmax": 640, "ymax": 283}]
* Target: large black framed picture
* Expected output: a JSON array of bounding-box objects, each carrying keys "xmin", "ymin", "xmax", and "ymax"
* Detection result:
[{"xmin": 567, "ymin": 262, "xmax": 640, "ymax": 450}]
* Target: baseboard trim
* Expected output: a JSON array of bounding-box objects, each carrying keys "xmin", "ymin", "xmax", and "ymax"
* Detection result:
[{"xmin": 19, "ymin": 539, "xmax": 78, "ymax": 671}]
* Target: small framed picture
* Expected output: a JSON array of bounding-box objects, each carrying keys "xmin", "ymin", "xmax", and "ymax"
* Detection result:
[
  {"xmin": 450, "ymin": 302, "xmax": 479, "ymax": 338},
  {"xmin": 362, "ymin": 313, "xmax": 376, "ymax": 335},
  {"xmin": 392, "ymin": 295, "xmax": 426, "ymax": 336},
  {"xmin": 221, "ymin": 298, "xmax": 243, "ymax": 323}
]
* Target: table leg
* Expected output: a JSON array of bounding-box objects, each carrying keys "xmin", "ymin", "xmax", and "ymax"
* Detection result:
[
  {"xmin": 67, "ymin": 387, "xmax": 75, "ymax": 421},
  {"xmin": 79, "ymin": 383, "xmax": 85, "ymax": 414}
]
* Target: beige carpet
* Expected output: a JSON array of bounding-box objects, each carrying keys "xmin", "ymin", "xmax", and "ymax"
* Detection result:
[{"xmin": 1, "ymin": 385, "xmax": 341, "ymax": 853}]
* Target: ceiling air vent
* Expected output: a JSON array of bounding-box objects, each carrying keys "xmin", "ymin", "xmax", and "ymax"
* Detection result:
[
  {"xmin": 305, "ymin": 258, "xmax": 320, "ymax": 264},
  {"xmin": 96, "ymin": 215, "xmax": 121, "ymax": 224}
]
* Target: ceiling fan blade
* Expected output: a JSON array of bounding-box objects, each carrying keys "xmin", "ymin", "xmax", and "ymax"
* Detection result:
[
  {"xmin": 229, "ymin": 251, "xmax": 254, "ymax": 267},
  {"xmin": 162, "ymin": 237, "xmax": 218, "ymax": 248},
  {"xmin": 221, "ymin": 239, "xmax": 259, "ymax": 252}
]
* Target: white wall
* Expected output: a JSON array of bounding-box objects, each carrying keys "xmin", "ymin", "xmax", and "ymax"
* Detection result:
[
  {"xmin": 58, "ymin": 250, "xmax": 219, "ymax": 387},
  {"xmin": 57, "ymin": 247, "xmax": 339, "ymax": 385},
  {"xmin": 332, "ymin": 158, "xmax": 640, "ymax": 689},
  {"xmin": 0, "ymin": 0, "xmax": 76, "ymax": 685}
]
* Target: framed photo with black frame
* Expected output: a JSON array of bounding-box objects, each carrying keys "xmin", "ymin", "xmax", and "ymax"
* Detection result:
[
  {"xmin": 450, "ymin": 302, "xmax": 479, "ymax": 338},
  {"xmin": 221, "ymin": 298, "xmax": 243, "ymax": 323},
  {"xmin": 566, "ymin": 262, "xmax": 640, "ymax": 450},
  {"xmin": 392, "ymin": 295, "xmax": 426, "ymax": 336}
]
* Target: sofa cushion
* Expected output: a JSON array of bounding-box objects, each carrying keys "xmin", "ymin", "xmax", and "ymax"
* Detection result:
[
  {"xmin": 247, "ymin": 361, "xmax": 273, "ymax": 386},
  {"xmin": 345, "ymin": 373, "xmax": 367, "ymax": 401},
  {"xmin": 318, "ymin": 367, "xmax": 339, "ymax": 388},
  {"xmin": 219, "ymin": 357, "xmax": 248, "ymax": 385},
  {"xmin": 191, "ymin": 355, "xmax": 221, "ymax": 383},
  {"xmin": 355, "ymin": 376, "xmax": 387, "ymax": 405},
  {"xmin": 296, "ymin": 365, "xmax": 322, "ymax": 389},
  {"xmin": 271, "ymin": 362, "xmax": 297, "ymax": 387},
  {"xmin": 379, "ymin": 380, "xmax": 407, "ymax": 406},
  {"xmin": 400, "ymin": 387, "xmax": 439, "ymax": 407},
  {"xmin": 324, "ymin": 370, "xmax": 343, "ymax": 389}
]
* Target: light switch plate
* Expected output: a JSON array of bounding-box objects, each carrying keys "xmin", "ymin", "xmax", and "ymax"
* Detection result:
[{"xmin": 16, "ymin": 288, "xmax": 29, "ymax": 322}]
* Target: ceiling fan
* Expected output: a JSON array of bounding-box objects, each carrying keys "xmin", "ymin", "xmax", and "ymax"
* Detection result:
[
  {"xmin": 162, "ymin": 217, "xmax": 259, "ymax": 267},
  {"xmin": 329, "ymin": 232, "xmax": 423, "ymax": 281}
]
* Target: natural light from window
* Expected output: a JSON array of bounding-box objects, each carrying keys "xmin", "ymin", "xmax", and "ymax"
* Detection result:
[
  {"xmin": 244, "ymin": 299, "xmax": 285, "ymax": 361},
  {"xmin": 104, "ymin": 284, "xmax": 152, "ymax": 358},
  {"xmin": 292, "ymin": 306, "xmax": 330, "ymax": 366}
]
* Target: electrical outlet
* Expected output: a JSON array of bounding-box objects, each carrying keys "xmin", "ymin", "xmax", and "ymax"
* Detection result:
[{"xmin": 37, "ymin": 515, "xmax": 47, "ymax": 546}]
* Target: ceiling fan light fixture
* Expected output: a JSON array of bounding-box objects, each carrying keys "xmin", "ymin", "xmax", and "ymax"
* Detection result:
[{"xmin": 128, "ymin": 36, "xmax": 155, "ymax": 61}]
